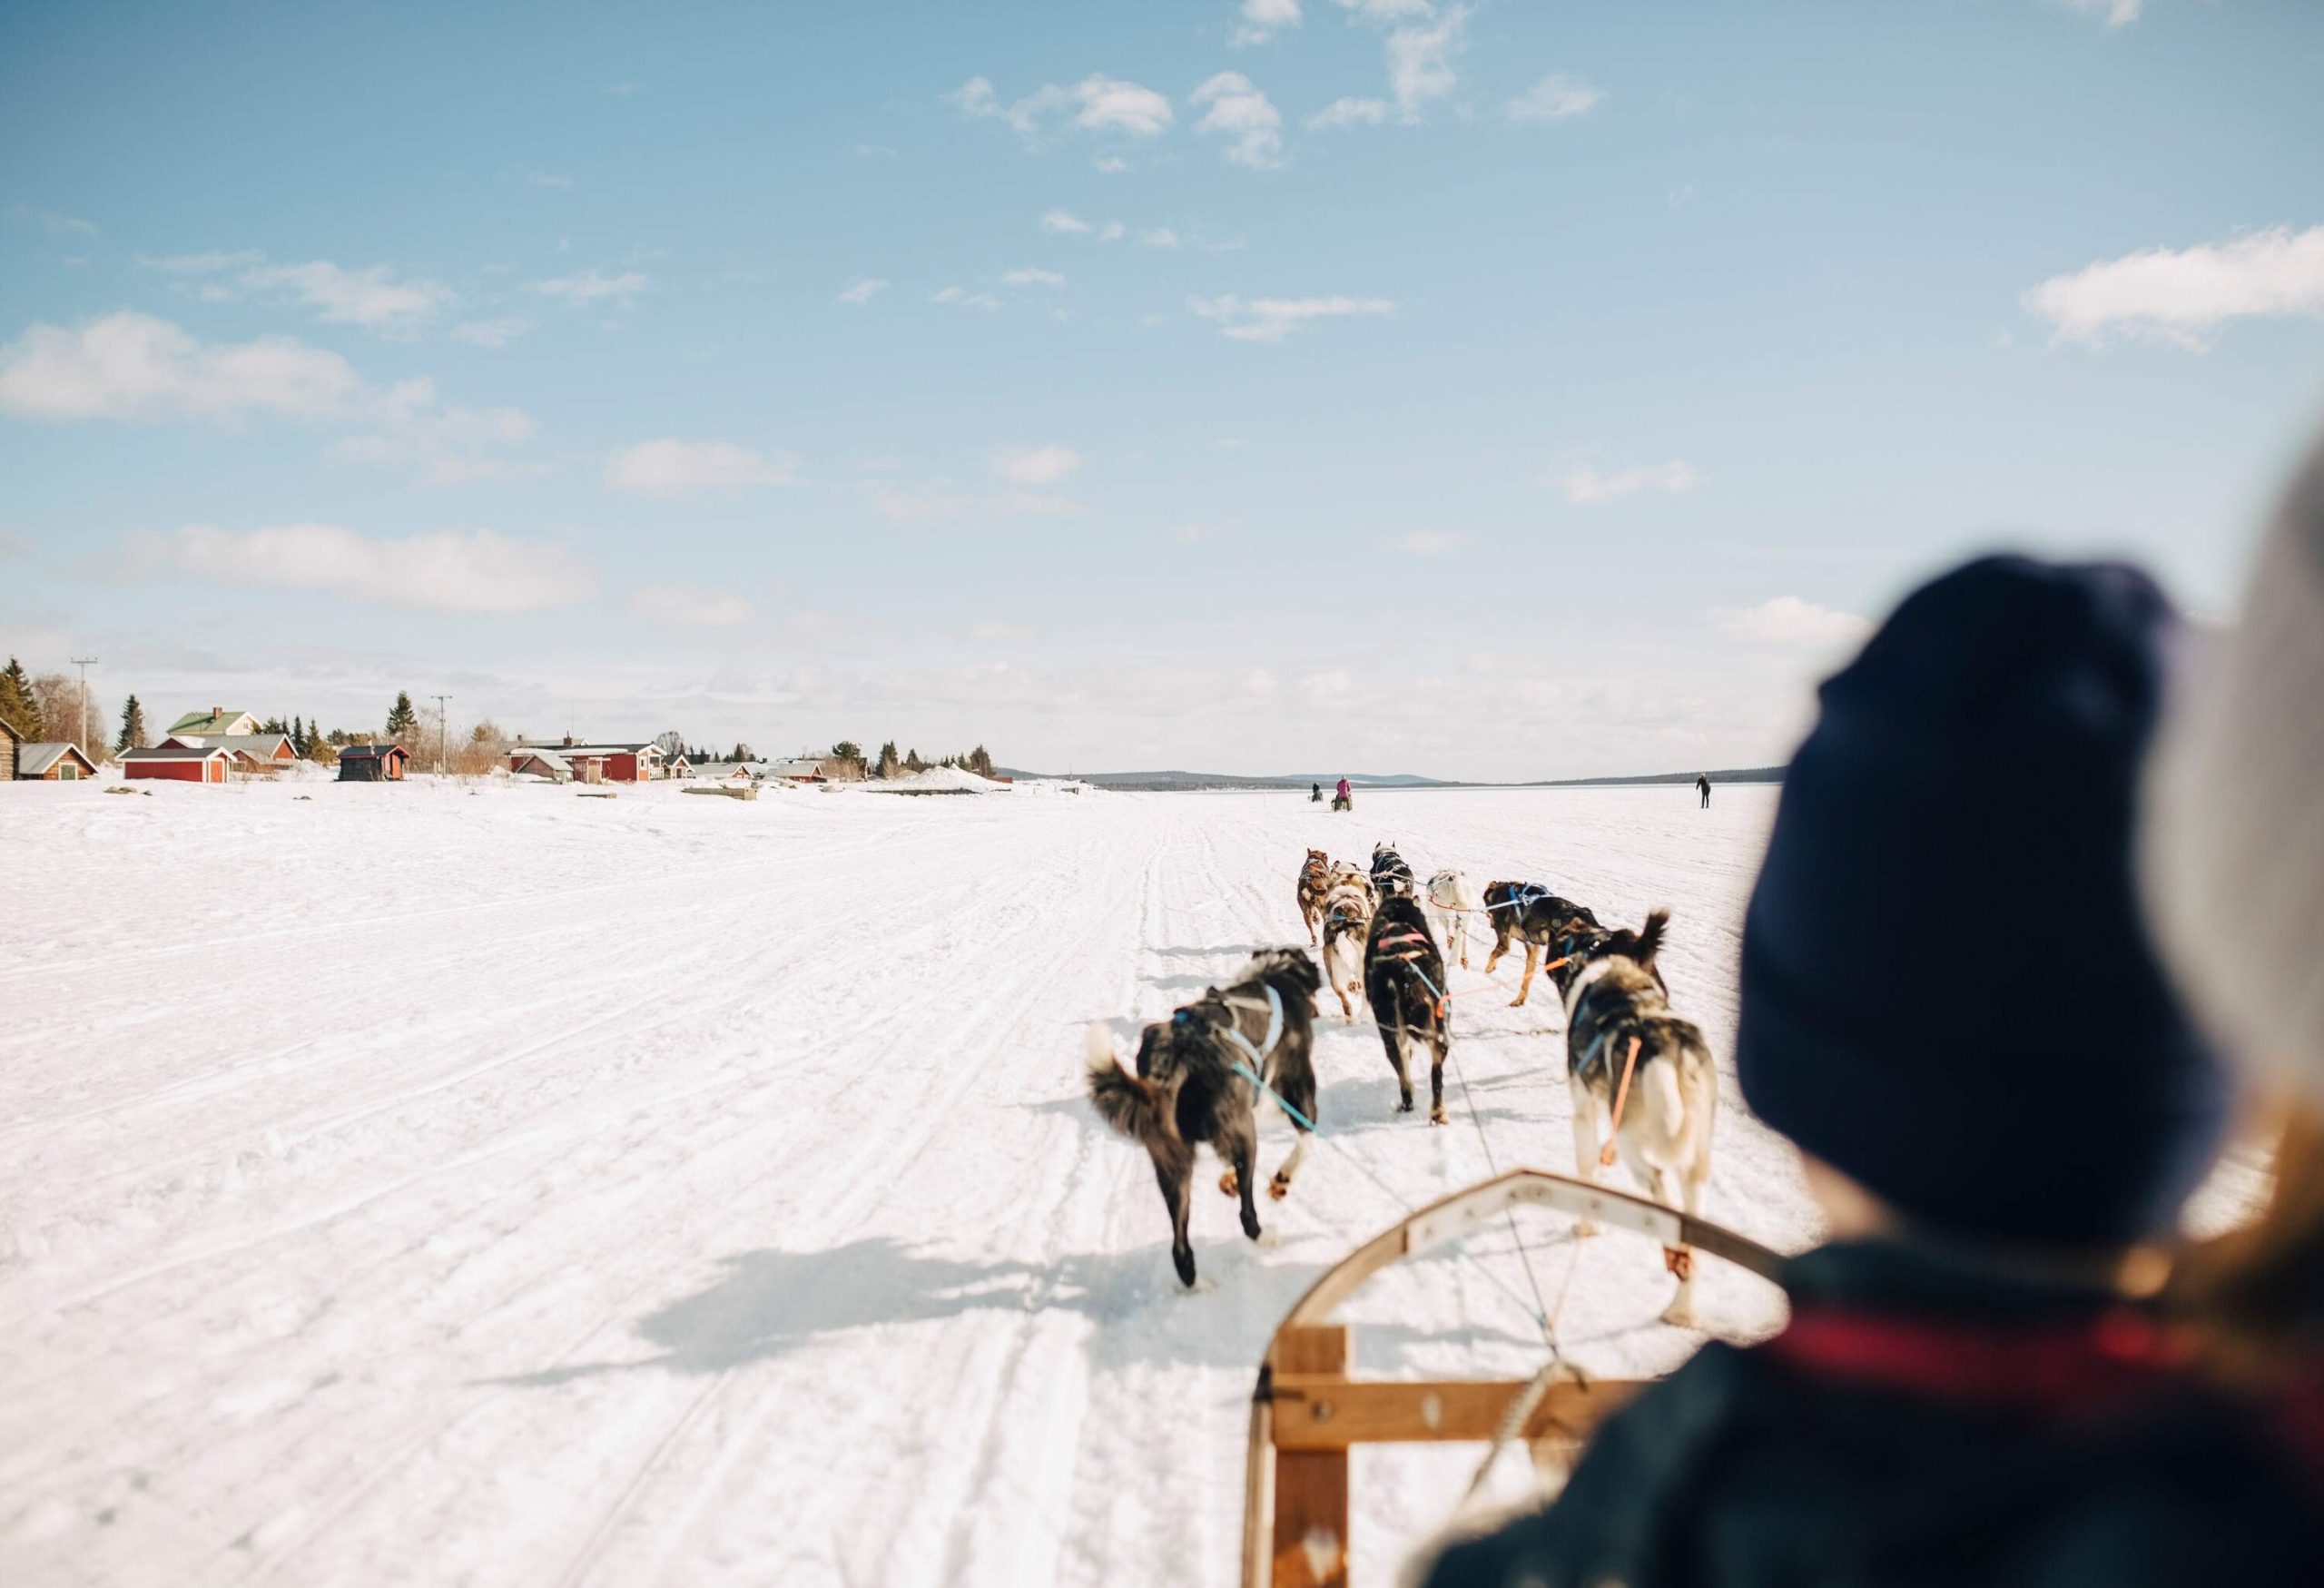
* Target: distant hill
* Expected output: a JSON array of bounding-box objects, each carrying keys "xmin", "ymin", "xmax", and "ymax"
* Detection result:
[{"xmin": 997, "ymin": 765, "xmax": 1785, "ymax": 793}]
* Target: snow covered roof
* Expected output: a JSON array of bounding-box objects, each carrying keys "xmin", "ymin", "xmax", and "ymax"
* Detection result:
[
  {"xmin": 166, "ymin": 709, "xmax": 257, "ymax": 735},
  {"xmin": 510, "ymin": 747, "xmax": 572, "ymax": 771},
  {"xmin": 866, "ymin": 765, "xmax": 1012, "ymax": 794},
  {"xmin": 123, "ymin": 745, "xmax": 229, "ymax": 762},
  {"xmin": 17, "ymin": 742, "xmax": 95, "ymax": 775},
  {"xmin": 163, "ymin": 733, "xmax": 293, "ymax": 757}
]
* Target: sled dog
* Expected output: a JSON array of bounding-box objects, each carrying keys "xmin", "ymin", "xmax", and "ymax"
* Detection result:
[
  {"xmin": 1319, "ymin": 875, "xmax": 1377, "ymax": 1021},
  {"xmin": 1481, "ymin": 881, "xmax": 1601, "ymax": 1007},
  {"xmin": 1084, "ymin": 948, "xmax": 1324, "ymax": 1287},
  {"xmin": 1369, "ymin": 843, "xmax": 1417, "ymax": 900},
  {"xmin": 1423, "ymin": 867, "xmax": 1478, "ymax": 970},
  {"xmin": 1363, "ymin": 895, "xmax": 1452, "ymax": 1123},
  {"xmin": 1295, "ymin": 849, "xmax": 1332, "ymax": 946},
  {"xmin": 1549, "ymin": 909, "xmax": 1716, "ymax": 1327}
]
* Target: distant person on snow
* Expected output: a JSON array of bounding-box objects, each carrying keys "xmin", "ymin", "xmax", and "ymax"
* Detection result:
[
  {"xmin": 1311, "ymin": 782, "xmax": 1323, "ymax": 804},
  {"xmin": 1697, "ymin": 771, "xmax": 1711, "ymax": 808},
  {"xmin": 1333, "ymin": 776, "xmax": 1352, "ymax": 813},
  {"xmin": 1421, "ymin": 557, "xmax": 2302, "ymax": 1588}
]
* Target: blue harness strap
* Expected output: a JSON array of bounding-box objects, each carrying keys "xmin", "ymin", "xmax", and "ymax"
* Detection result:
[{"xmin": 1215, "ymin": 982, "xmax": 1285, "ymax": 1071}]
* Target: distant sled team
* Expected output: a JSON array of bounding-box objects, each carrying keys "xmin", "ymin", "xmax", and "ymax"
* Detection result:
[{"xmin": 1085, "ymin": 832, "xmax": 1720, "ymax": 1326}]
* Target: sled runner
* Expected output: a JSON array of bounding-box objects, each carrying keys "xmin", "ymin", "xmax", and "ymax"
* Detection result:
[{"xmin": 1238, "ymin": 1169, "xmax": 1785, "ymax": 1588}]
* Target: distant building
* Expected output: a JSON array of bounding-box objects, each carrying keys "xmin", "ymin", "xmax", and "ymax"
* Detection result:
[
  {"xmin": 123, "ymin": 745, "xmax": 231, "ymax": 784},
  {"xmin": 508, "ymin": 747, "xmax": 574, "ymax": 783},
  {"xmin": 15, "ymin": 742, "xmax": 99, "ymax": 781},
  {"xmin": 338, "ymin": 744, "xmax": 409, "ymax": 782},
  {"xmin": 162, "ymin": 731, "xmax": 297, "ymax": 772},
  {"xmin": 167, "ymin": 707, "xmax": 261, "ymax": 737},
  {"xmin": 0, "ymin": 717, "xmax": 18, "ymax": 781},
  {"xmin": 523, "ymin": 738, "xmax": 664, "ymax": 783}
]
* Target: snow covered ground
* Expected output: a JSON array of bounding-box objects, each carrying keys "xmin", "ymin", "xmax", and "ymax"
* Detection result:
[{"xmin": 0, "ymin": 778, "xmax": 2268, "ymax": 1587}]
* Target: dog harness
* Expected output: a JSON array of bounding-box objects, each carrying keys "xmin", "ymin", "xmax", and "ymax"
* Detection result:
[
  {"xmin": 1214, "ymin": 983, "xmax": 1285, "ymax": 1069},
  {"xmin": 1371, "ymin": 928, "xmax": 1448, "ymax": 1017}
]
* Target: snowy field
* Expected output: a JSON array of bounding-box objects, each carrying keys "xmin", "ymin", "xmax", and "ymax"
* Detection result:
[{"xmin": 0, "ymin": 778, "xmax": 2267, "ymax": 1587}]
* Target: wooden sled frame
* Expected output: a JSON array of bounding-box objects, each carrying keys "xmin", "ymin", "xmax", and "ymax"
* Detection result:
[{"xmin": 1240, "ymin": 1169, "xmax": 1787, "ymax": 1588}]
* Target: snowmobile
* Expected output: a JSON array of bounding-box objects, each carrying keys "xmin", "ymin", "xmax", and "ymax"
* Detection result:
[{"xmin": 1237, "ymin": 1168, "xmax": 1785, "ymax": 1587}]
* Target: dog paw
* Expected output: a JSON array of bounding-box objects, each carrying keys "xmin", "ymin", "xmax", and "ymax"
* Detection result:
[
  {"xmin": 1177, "ymin": 1275, "xmax": 1217, "ymax": 1296},
  {"xmin": 1663, "ymin": 1247, "xmax": 1694, "ymax": 1281},
  {"xmin": 1429, "ymin": 1106, "xmax": 1449, "ymax": 1125},
  {"xmin": 1256, "ymin": 1227, "xmax": 1283, "ymax": 1248},
  {"xmin": 1242, "ymin": 1215, "xmax": 1263, "ymax": 1242},
  {"xmin": 1508, "ymin": 995, "xmax": 1529, "ymax": 1008},
  {"xmin": 1267, "ymin": 1177, "xmax": 1292, "ymax": 1201},
  {"xmin": 1217, "ymin": 1169, "xmax": 1240, "ymax": 1198},
  {"xmin": 1571, "ymin": 1219, "xmax": 1600, "ymax": 1238}
]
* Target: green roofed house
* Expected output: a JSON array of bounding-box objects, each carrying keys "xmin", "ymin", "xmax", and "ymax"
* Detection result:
[{"xmin": 167, "ymin": 706, "xmax": 261, "ymax": 737}]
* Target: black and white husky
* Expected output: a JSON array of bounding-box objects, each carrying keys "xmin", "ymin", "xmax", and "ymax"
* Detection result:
[
  {"xmin": 1363, "ymin": 895, "xmax": 1452, "ymax": 1123},
  {"xmin": 1085, "ymin": 948, "xmax": 1324, "ymax": 1287},
  {"xmin": 1423, "ymin": 867, "xmax": 1478, "ymax": 970},
  {"xmin": 1482, "ymin": 882, "xmax": 1601, "ymax": 1007},
  {"xmin": 1369, "ymin": 843, "xmax": 1417, "ymax": 899},
  {"xmin": 1549, "ymin": 910, "xmax": 1716, "ymax": 1327}
]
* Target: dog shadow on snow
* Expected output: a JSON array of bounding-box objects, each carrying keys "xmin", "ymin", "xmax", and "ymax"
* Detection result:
[{"xmin": 490, "ymin": 1233, "xmax": 1536, "ymax": 1390}]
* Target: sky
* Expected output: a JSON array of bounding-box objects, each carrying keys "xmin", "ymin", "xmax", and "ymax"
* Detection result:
[{"xmin": 3, "ymin": 0, "xmax": 2321, "ymax": 779}]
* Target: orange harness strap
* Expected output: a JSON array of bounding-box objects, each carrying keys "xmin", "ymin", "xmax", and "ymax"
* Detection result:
[{"xmin": 1600, "ymin": 1034, "xmax": 1642, "ymax": 1169}]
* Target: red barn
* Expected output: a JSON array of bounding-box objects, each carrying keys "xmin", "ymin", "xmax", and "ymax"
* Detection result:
[{"xmin": 123, "ymin": 745, "xmax": 231, "ymax": 783}]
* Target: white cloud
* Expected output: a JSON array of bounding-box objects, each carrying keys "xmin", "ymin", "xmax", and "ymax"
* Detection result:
[
  {"xmin": 1385, "ymin": 5, "xmax": 1468, "ymax": 119},
  {"xmin": 869, "ymin": 485, "xmax": 1078, "ymax": 525},
  {"xmin": 933, "ymin": 285, "xmax": 1002, "ymax": 311},
  {"xmin": 1094, "ymin": 155, "xmax": 1130, "ymax": 173},
  {"xmin": 128, "ymin": 523, "xmax": 593, "ymax": 614},
  {"xmin": 1186, "ymin": 292, "xmax": 1396, "ymax": 341},
  {"xmin": 1550, "ymin": 459, "xmax": 1699, "ymax": 504},
  {"xmin": 1306, "ymin": 96, "xmax": 1391, "ymax": 130},
  {"xmin": 0, "ymin": 310, "xmax": 364, "ymax": 421},
  {"xmin": 991, "ymin": 444, "xmax": 1082, "ymax": 486},
  {"xmin": 2022, "ymin": 226, "xmax": 2324, "ymax": 349},
  {"xmin": 1234, "ymin": 0, "xmax": 1302, "ymax": 47},
  {"xmin": 1041, "ymin": 209, "xmax": 1093, "ymax": 234},
  {"xmin": 1333, "ymin": 0, "xmax": 1433, "ymax": 17},
  {"xmin": 1002, "ymin": 268, "xmax": 1067, "ymax": 288},
  {"xmin": 1172, "ymin": 521, "xmax": 1236, "ymax": 543},
  {"xmin": 605, "ymin": 439, "xmax": 801, "ymax": 497},
  {"xmin": 1191, "ymin": 72, "xmax": 1286, "ymax": 169},
  {"xmin": 2053, "ymin": 0, "xmax": 2141, "ymax": 25},
  {"xmin": 1717, "ymin": 597, "xmax": 1872, "ymax": 649},
  {"xmin": 633, "ymin": 583, "xmax": 753, "ymax": 626},
  {"xmin": 1393, "ymin": 531, "xmax": 1463, "ymax": 556},
  {"xmin": 243, "ymin": 260, "xmax": 454, "ymax": 331},
  {"xmin": 329, "ymin": 383, "xmax": 539, "ymax": 486},
  {"xmin": 530, "ymin": 269, "xmax": 649, "ymax": 306},
  {"xmin": 837, "ymin": 277, "xmax": 890, "ymax": 305},
  {"xmin": 452, "ymin": 318, "xmax": 532, "ymax": 349},
  {"xmin": 1139, "ymin": 226, "xmax": 1181, "ymax": 248},
  {"xmin": 948, "ymin": 74, "xmax": 1174, "ymax": 147},
  {"xmin": 523, "ymin": 169, "xmax": 576, "ymax": 190},
  {"xmin": 1099, "ymin": 220, "xmax": 1128, "ymax": 242},
  {"xmin": 18, "ymin": 209, "xmax": 98, "ymax": 238},
  {"xmin": 1507, "ymin": 73, "xmax": 1604, "ymax": 123},
  {"xmin": 139, "ymin": 249, "xmax": 266, "ymax": 273}
]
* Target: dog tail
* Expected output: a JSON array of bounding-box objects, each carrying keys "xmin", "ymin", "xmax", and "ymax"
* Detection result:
[
  {"xmin": 1634, "ymin": 908, "xmax": 1670, "ymax": 965},
  {"xmin": 1085, "ymin": 1024, "xmax": 1177, "ymax": 1146}
]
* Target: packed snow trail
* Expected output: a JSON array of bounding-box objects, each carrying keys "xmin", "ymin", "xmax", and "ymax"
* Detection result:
[{"xmin": 0, "ymin": 780, "xmax": 2266, "ymax": 1587}]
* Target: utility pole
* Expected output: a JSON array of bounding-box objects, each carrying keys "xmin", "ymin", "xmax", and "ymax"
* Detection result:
[
  {"xmin": 432, "ymin": 694, "xmax": 451, "ymax": 776},
  {"xmin": 70, "ymin": 656, "xmax": 97, "ymax": 753}
]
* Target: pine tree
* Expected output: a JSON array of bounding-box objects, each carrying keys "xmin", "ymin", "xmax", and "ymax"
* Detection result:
[
  {"xmin": 0, "ymin": 657, "xmax": 35, "ymax": 740},
  {"xmin": 876, "ymin": 740, "xmax": 901, "ymax": 779},
  {"xmin": 830, "ymin": 739, "xmax": 862, "ymax": 763},
  {"xmin": 115, "ymin": 695, "xmax": 149, "ymax": 753},
  {"xmin": 969, "ymin": 745, "xmax": 995, "ymax": 778},
  {"xmin": 385, "ymin": 692, "xmax": 419, "ymax": 744},
  {"xmin": 904, "ymin": 747, "xmax": 925, "ymax": 773},
  {"xmin": 290, "ymin": 715, "xmax": 306, "ymax": 755}
]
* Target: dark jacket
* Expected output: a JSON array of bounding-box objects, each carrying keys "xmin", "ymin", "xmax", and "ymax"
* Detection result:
[{"xmin": 1423, "ymin": 1240, "xmax": 2323, "ymax": 1588}]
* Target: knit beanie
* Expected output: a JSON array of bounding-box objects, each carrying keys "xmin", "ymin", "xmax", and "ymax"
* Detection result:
[
  {"xmin": 1737, "ymin": 555, "xmax": 2230, "ymax": 1247},
  {"xmin": 2142, "ymin": 432, "xmax": 2324, "ymax": 1109}
]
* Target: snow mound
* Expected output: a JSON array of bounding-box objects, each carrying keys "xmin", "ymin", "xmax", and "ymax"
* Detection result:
[{"xmin": 864, "ymin": 765, "xmax": 1012, "ymax": 795}]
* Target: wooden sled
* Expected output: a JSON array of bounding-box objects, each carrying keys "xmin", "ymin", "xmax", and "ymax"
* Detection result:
[{"xmin": 1240, "ymin": 1169, "xmax": 1787, "ymax": 1588}]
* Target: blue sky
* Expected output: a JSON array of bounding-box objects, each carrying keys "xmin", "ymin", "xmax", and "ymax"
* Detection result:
[{"xmin": 3, "ymin": 0, "xmax": 2320, "ymax": 777}]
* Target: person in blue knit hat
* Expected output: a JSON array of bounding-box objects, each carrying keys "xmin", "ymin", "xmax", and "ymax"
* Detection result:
[{"xmin": 1422, "ymin": 555, "xmax": 2320, "ymax": 1588}]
